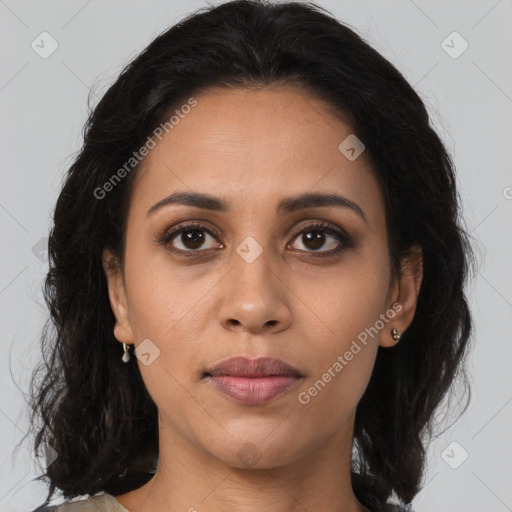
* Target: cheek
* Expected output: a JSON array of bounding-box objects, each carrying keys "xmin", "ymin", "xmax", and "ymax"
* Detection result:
[
  {"xmin": 294, "ymin": 253, "xmax": 389, "ymax": 406},
  {"xmin": 123, "ymin": 248, "xmax": 225, "ymax": 390},
  {"xmin": 297, "ymin": 252, "xmax": 390, "ymax": 346},
  {"xmin": 124, "ymin": 242, "xmax": 205, "ymax": 337},
  {"xmin": 295, "ymin": 286, "xmax": 381, "ymax": 430},
  {"xmin": 123, "ymin": 258, "xmax": 206, "ymax": 413}
]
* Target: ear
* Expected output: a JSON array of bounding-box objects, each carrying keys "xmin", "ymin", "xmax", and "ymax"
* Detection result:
[
  {"xmin": 102, "ymin": 248, "xmax": 134, "ymax": 345},
  {"xmin": 380, "ymin": 244, "xmax": 423, "ymax": 348}
]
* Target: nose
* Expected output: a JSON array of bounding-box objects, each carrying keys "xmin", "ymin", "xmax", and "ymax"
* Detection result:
[{"xmin": 216, "ymin": 247, "xmax": 292, "ymax": 335}]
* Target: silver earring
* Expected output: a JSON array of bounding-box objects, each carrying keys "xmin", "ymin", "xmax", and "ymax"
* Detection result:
[
  {"xmin": 122, "ymin": 342, "xmax": 131, "ymax": 363},
  {"xmin": 391, "ymin": 328, "xmax": 402, "ymax": 342}
]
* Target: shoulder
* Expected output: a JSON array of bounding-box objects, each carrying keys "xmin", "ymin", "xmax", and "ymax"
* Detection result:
[{"xmin": 31, "ymin": 492, "xmax": 129, "ymax": 512}]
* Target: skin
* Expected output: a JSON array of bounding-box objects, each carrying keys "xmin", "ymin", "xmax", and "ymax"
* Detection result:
[{"xmin": 103, "ymin": 85, "xmax": 423, "ymax": 512}]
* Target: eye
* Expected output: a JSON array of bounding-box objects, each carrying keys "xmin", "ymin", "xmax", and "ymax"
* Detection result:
[
  {"xmin": 287, "ymin": 221, "xmax": 350, "ymax": 257},
  {"xmin": 156, "ymin": 220, "xmax": 352, "ymax": 258},
  {"xmin": 156, "ymin": 222, "xmax": 222, "ymax": 255}
]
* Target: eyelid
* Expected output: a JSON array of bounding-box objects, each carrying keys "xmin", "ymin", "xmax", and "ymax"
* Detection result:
[{"xmin": 288, "ymin": 219, "xmax": 346, "ymax": 241}]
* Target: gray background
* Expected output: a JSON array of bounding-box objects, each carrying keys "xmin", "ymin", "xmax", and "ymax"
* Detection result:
[{"xmin": 1, "ymin": 1, "xmax": 511, "ymax": 511}]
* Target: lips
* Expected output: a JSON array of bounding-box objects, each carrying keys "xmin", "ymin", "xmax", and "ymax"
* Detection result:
[
  {"xmin": 204, "ymin": 356, "xmax": 303, "ymax": 378},
  {"xmin": 204, "ymin": 356, "xmax": 304, "ymax": 405}
]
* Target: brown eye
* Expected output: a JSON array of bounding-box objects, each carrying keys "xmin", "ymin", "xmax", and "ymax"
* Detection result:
[
  {"xmin": 168, "ymin": 228, "xmax": 219, "ymax": 251},
  {"xmin": 291, "ymin": 229, "xmax": 340, "ymax": 252},
  {"xmin": 176, "ymin": 229, "xmax": 208, "ymax": 250},
  {"xmin": 158, "ymin": 222, "xmax": 221, "ymax": 253},
  {"xmin": 157, "ymin": 220, "xmax": 351, "ymax": 258},
  {"xmin": 288, "ymin": 221, "xmax": 351, "ymax": 257}
]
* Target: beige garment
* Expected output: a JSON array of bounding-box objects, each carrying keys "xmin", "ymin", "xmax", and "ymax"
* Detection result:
[{"xmin": 36, "ymin": 492, "xmax": 130, "ymax": 512}]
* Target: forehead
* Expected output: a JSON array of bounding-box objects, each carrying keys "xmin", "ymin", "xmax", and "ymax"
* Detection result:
[{"xmin": 129, "ymin": 86, "xmax": 384, "ymax": 224}]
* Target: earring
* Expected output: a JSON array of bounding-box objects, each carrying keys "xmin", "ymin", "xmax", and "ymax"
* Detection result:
[
  {"xmin": 122, "ymin": 342, "xmax": 131, "ymax": 363},
  {"xmin": 391, "ymin": 328, "xmax": 402, "ymax": 342}
]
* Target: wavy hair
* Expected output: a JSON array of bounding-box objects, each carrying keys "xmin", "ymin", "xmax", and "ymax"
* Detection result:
[{"xmin": 19, "ymin": 0, "xmax": 476, "ymax": 509}]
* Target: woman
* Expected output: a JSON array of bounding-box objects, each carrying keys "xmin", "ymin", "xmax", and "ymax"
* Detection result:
[{"xmin": 26, "ymin": 1, "xmax": 475, "ymax": 511}]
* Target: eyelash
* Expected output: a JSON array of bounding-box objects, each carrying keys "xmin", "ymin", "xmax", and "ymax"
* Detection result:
[{"xmin": 155, "ymin": 220, "xmax": 353, "ymax": 258}]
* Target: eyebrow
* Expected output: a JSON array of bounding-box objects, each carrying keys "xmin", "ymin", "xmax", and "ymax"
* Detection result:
[{"xmin": 147, "ymin": 190, "xmax": 367, "ymax": 224}]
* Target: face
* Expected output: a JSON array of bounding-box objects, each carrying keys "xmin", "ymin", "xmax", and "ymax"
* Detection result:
[{"xmin": 103, "ymin": 86, "xmax": 422, "ymax": 470}]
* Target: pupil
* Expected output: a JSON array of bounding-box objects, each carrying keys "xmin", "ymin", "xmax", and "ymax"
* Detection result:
[
  {"xmin": 183, "ymin": 230, "xmax": 204, "ymax": 249},
  {"xmin": 304, "ymin": 230, "xmax": 325, "ymax": 250}
]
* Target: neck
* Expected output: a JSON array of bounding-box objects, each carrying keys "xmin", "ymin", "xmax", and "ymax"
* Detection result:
[{"xmin": 115, "ymin": 411, "xmax": 369, "ymax": 512}]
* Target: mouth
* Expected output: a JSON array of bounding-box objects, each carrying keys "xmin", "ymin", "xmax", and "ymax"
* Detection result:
[
  {"xmin": 203, "ymin": 356, "xmax": 304, "ymax": 405},
  {"xmin": 204, "ymin": 356, "xmax": 303, "ymax": 378}
]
